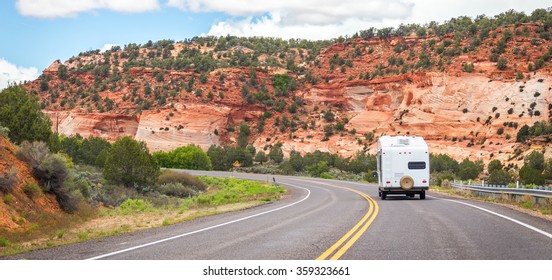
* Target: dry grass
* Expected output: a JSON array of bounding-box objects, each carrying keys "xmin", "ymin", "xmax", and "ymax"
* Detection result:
[{"xmin": 0, "ymin": 201, "xmax": 263, "ymax": 256}]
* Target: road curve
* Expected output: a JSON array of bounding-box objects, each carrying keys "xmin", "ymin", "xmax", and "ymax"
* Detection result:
[{"xmin": 2, "ymin": 171, "xmax": 552, "ymax": 260}]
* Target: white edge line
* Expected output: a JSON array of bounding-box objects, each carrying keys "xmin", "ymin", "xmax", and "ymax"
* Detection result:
[
  {"xmin": 86, "ymin": 183, "xmax": 311, "ymax": 260},
  {"xmin": 428, "ymin": 195, "xmax": 552, "ymax": 239}
]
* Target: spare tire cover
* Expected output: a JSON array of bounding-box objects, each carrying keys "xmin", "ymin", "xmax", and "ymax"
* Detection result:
[{"xmin": 400, "ymin": 175, "xmax": 414, "ymax": 190}]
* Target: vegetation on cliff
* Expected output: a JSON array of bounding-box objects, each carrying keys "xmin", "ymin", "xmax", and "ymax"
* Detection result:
[{"xmin": 23, "ymin": 8, "xmax": 552, "ymax": 135}]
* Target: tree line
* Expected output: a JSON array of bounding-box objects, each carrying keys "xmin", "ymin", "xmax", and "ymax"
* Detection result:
[{"xmin": 431, "ymin": 151, "xmax": 552, "ymax": 186}]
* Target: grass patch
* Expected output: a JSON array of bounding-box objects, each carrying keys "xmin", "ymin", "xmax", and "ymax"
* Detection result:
[
  {"xmin": 194, "ymin": 176, "xmax": 285, "ymax": 206},
  {"xmin": 76, "ymin": 231, "xmax": 89, "ymax": 241},
  {"xmin": 0, "ymin": 236, "xmax": 10, "ymax": 247},
  {"xmin": 162, "ymin": 219, "xmax": 172, "ymax": 226},
  {"xmin": 102, "ymin": 199, "xmax": 155, "ymax": 216}
]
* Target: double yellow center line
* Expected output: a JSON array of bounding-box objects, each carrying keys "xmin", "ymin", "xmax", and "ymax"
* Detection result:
[{"xmin": 295, "ymin": 179, "xmax": 379, "ymax": 260}]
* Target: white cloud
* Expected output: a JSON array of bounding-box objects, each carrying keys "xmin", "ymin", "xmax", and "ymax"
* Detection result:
[
  {"xmin": 16, "ymin": 0, "xmax": 161, "ymax": 18},
  {"xmin": 101, "ymin": 43, "xmax": 121, "ymax": 53},
  {"xmin": 168, "ymin": 0, "xmax": 413, "ymax": 26},
  {"xmin": 170, "ymin": 0, "xmax": 552, "ymax": 40},
  {"xmin": 208, "ymin": 14, "xmax": 376, "ymax": 40},
  {"xmin": 0, "ymin": 58, "xmax": 39, "ymax": 90}
]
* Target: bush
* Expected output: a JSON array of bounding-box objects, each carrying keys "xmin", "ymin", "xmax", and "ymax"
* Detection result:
[
  {"xmin": 431, "ymin": 172, "xmax": 455, "ymax": 186},
  {"xmin": 519, "ymin": 165, "xmax": 544, "ymax": 185},
  {"xmin": 430, "ymin": 154, "xmax": 459, "ymax": 173},
  {"xmin": 0, "ymin": 236, "xmax": 11, "ymax": 247},
  {"xmin": 496, "ymin": 57, "xmax": 508, "ymax": 70},
  {"xmin": 0, "ymin": 167, "xmax": 18, "ymax": 193},
  {"xmin": 3, "ymin": 193, "xmax": 14, "ymax": 204},
  {"xmin": 22, "ymin": 181, "xmax": 41, "ymax": 199},
  {"xmin": 347, "ymin": 152, "xmax": 377, "ymax": 174},
  {"xmin": 487, "ymin": 169, "xmax": 512, "ymax": 186},
  {"xmin": 458, "ymin": 158, "xmax": 483, "ymax": 180},
  {"xmin": 17, "ymin": 141, "xmax": 78, "ymax": 213},
  {"xmin": 307, "ymin": 161, "xmax": 330, "ymax": 177},
  {"xmin": 103, "ymin": 136, "xmax": 160, "ymax": 190},
  {"xmin": 58, "ymin": 165, "xmax": 107, "ymax": 205},
  {"xmin": 207, "ymin": 145, "xmax": 253, "ymax": 170},
  {"xmin": 154, "ymin": 182, "xmax": 197, "ymax": 198},
  {"xmin": 254, "ymin": 151, "xmax": 268, "ymax": 164},
  {"xmin": 153, "ymin": 145, "xmax": 212, "ymax": 170},
  {"xmin": 156, "ymin": 171, "xmax": 206, "ymax": 192},
  {"xmin": 487, "ymin": 159, "xmax": 503, "ymax": 174},
  {"xmin": 524, "ymin": 151, "xmax": 545, "ymax": 172},
  {"xmin": 95, "ymin": 184, "xmax": 139, "ymax": 207},
  {"xmin": 363, "ymin": 170, "xmax": 378, "ymax": 183},
  {"xmin": 17, "ymin": 141, "xmax": 51, "ymax": 169},
  {"xmin": 323, "ymin": 110, "xmax": 335, "ymax": 122},
  {"xmin": 269, "ymin": 143, "xmax": 284, "ymax": 163}
]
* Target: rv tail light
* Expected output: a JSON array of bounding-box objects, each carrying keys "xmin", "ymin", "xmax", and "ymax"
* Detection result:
[
  {"xmin": 422, "ymin": 180, "xmax": 427, "ymax": 183},
  {"xmin": 386, "ymin": 181, "xmax": 391, "ymax": 184}
]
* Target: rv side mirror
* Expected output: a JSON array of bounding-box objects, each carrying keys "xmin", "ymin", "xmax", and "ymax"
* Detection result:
[{"xmin": 372, "ymin": 171, "xmax": 377, "ymax": 177}]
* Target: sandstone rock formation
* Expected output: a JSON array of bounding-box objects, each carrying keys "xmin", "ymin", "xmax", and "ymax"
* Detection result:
[{"xmin": 22, "ymin": 21, "xmax": 552, "ymax": 165}]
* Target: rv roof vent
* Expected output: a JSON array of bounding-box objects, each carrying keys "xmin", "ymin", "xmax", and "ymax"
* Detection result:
[{"xmin": 398, "ymin": 138, "xmax": 410, "ymax": 145}]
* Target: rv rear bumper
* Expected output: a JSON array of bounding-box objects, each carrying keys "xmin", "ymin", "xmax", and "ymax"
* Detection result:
[{"xmin": 379, "ymin": 187, "xmax": 428, "ymax": 193}]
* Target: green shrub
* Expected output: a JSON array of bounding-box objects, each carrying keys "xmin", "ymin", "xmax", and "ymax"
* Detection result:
[
  {"xmin": 3, "ymin": 193, "xmax": 14, "ymax": 204},
  {"xmin": 155, "ymin": 182, "xmax": 197, "ymax": 198},
  {"xmin": 487, "ymin": 169, "xmax": 512, "ymax": 186},
  {"xmin": 269, "ymin": 143, "xmax": 284, "ymax": 163},
  {"xmin": 103, "ymin": 136, "xmax": 160, "ymax": 190},
  {"xmin": 431, "ymin": 172, "xmax": 455, "ymax": 186},
  {"xmin": 157, "ymin": 171, "xmax": 206, "ymax": 191},
  {"xmin": 320, "ymin": 173, "xmax": 333, "ymax": 179},
  {"xmin": 519, "ymin": 165, "xmax": 545, "ymax": 185},
  {"xmin": 96, "ymin": 184, "xmax": 139, "ymax": 207},
  {"xmin": 23, "ymin": 181, "xmax": 41, "ymax": 199},
  {"xmin": 153, "ymin": 145, "xmax": 212, "ymax": 170},
  {"xmin": 307, "ymin": 161, "xmax": 330, "ymax": 177},
  {"xmin": 363, "ymin": 170, "xmax": 378, "ymax": 183},
  {"xmin": 0, "ymin": 236, "xmax": 11, "ymax": 247}
]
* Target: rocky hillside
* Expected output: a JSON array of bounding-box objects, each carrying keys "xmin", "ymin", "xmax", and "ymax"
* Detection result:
[
  {"xmin": 22, "ymin": 9, "xmax": 552, "ymax": 164},
  {"xmin": 0, "ymin": 135, "xmax": 62, "ymax": 231}
]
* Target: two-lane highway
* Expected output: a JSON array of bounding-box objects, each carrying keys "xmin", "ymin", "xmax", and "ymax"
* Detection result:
[{"xmin": 2, "ymin": 171, "xmax": 552, "ymax": 259}]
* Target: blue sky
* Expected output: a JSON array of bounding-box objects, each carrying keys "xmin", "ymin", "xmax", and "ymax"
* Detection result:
[{"xmin": 1, "ymin": 0, "xmax": 551, "ymax": 89}]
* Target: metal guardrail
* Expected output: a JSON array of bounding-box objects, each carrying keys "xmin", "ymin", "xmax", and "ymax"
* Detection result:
[{"xmin": 450, "ymin": 181, "xmax": 552, "ymax": 199}]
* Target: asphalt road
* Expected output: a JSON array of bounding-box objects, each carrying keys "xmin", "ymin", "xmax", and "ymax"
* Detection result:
[{"xmin": 3, "ymin": 171, "xmax": 552, "ymax": 260}]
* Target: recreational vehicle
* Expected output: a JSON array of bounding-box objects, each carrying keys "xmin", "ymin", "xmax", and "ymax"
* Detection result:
[{"xmin": 376, "ymin": 136, "xmax": 429, "ymax": 200}]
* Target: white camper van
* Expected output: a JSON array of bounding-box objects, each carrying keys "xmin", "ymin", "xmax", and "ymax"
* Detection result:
[{"xmin": 377, "ymin": 136, "xmax": 429, "ymax": 200}]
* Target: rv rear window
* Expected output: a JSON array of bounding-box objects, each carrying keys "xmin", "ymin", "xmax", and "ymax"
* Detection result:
[{"xmin": 408, "ymin": 161, "xmax": 426, "ymax": 170}]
